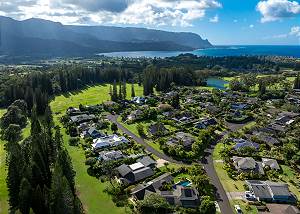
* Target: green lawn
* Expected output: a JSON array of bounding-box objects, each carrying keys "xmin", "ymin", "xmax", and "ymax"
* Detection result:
[
  {"xmin": 50, "ymin": 84, "xmax": 143, "ymax": 214},
  {"xmin": 214, "ymin": 162, "xmax": 245, "ymax": 192},
  {"xmin": 230, "ymin": 199, "xmax": 258, "ymax": 214},
  {"xmin": 0, "ymin": 109, "xmax": 8, "ymax": 214},
  {"xmin": 280, "ymin": 165, "xmax": 300, "ymax": 199}
]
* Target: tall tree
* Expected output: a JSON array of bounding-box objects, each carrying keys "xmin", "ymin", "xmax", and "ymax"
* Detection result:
[
  {"xmin": 18, "ymin": 178, "xmax": 32, "ymax": 214},
  {"xmin": 122, "ymin": 80, "xmax": 127, "ymax": 99},
  {"xmin": 131, "ymin": 83, "xmax": 136, "ymax": 98}
]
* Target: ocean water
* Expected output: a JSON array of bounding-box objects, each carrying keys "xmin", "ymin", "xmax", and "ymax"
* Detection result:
[{"xmin": 102, "ymin": 45, "xmax": 300, "ymax": 58}]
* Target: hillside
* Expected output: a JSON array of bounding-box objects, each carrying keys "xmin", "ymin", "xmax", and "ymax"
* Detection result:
[{"xmin": 0, "ymin": 16, "xmax": 212, "ymax": 57}]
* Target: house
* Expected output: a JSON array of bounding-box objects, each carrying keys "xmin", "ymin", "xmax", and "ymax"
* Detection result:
[
  {"xmin": 232, "ymin": 156, "xmax": 264, "ymax": 175},
  {"xmin": 98, "ymin": 150, "xmax": 124, "ymax": 162},
  {"xmin": 246, "ymin": 180, "xmax": 296, "ymax": 203},
  {"xmin": 70, "ymin": 114, "xmax": 96, "ymax": 124},
  {"xmin": 131, "ymin": 173, "xmax": 200, "ymax": 208},
  {"xmin": 253, "ymin": 132, "xmax": 280, "ymax": 146},
  {"xmin": 116, "ymin": 156, "xmax": 156, "ymax": 184},
  {"xmin": 67, "ymin": 107, "xmax": 82, "ymax": 116},
  {"xmin": 167, "ymin": 132, "xmax": 195, "ymax": 150},
  {"xmin": 231, "ymin": 103, "xmax": 248, "ymax": 110},
  {"xmin": 92, "ymin": 135, "xmax": 129, "ymax": 151},
  {"xmin": 194, "ymin": 118, "xmax": 217, "ymax": 129},
  {"xmin": 132, "ymin": 96, "xmax": 147, "ymax": 105},
  {"xmin": 127, "ymin": 109, "xmax": 144, "ymax": 121},
  {"xmin": 82, "ymin": 127, "xmax": 104, "ymax": 139},
  {"xmin": 262, "ymin": 158, "xmax": 280, "ymax": 170},
  {"xmin": 275, "ymin": 112, "xmax": 300, "ymax": 126},
  {"xmin": 233, "ymin": 138, "xmax": 260, "ymax": 151},
  {"xmin": 148, "ymin": 123, "xmax": 168, "ymax": 136},
  {"xmin": 137, "ymin": 156, "xmax": 157, "ymax": 168},
  {"xmin": 132, "ymin": 173, "xmax": 174, "ymax": 200}
]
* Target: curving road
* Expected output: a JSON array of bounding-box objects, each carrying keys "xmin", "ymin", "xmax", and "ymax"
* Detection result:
[{"xmin": 107, "ymin": 114, "xmax": 233, "ymax": 214}]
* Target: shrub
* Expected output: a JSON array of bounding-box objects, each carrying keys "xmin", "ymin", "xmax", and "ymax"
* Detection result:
[{"xmin": 69, "ymin": 137, "xmax": 80, "ymax": 146}]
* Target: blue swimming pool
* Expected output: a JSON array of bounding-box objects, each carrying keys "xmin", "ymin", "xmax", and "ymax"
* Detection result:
[{"xmin": 175, "ymin": 180, "xmax": 192, "ymax": 187}]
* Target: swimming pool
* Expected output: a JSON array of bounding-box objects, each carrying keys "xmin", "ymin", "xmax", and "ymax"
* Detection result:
[{"xmin": 175, "ymin": 180, "xmax": 192, "ymax": 187}]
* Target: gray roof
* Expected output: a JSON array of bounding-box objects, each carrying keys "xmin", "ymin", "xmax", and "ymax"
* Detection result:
[
  {"xmin": 262, "ymin": 158, "xmax": 280, "ymax": 170},
  {"xmin": 233, "ymin": 156, "xmax": 257, "ymax": 170},
  {"xmin": 137, "ymin": 156, "xmax": 156, "ymax": 168},
  {"xmin": 117, "ymin": 164, "xmax": 131, "ymax": 177},
  {"xmin": 131, "ymin": 173, "xmax": 173, "ymax": 200},
  {"xmin": 246, "ymin": 180, "xmax": 293, "ymax": 201},
  {"xmin": 133, "ymin": 167, "xmax": 154, "ymax": 182}
]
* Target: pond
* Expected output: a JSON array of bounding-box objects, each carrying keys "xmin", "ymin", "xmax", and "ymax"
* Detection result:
[{"xmin": 206, "ymin": 77, "xmax": 229, "ymax": 90}]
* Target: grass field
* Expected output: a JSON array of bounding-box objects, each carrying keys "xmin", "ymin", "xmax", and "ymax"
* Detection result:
[
  {"xmin": 50, "ymin": 84, "xmax": 143, "ymax": 214},
  {"xmin": 230, "ymin": 199, "xmax": 258, "ymax": 214},
  {"xmin": 0, "ymin": 109, "xmax": 8, "ymax": 214}
]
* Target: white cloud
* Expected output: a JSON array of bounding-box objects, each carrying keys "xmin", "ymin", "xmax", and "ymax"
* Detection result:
[
  {"xmin": 249, "ymin": 24, "xmax": 254, "ymax": 28},
  {"xmin": 0, "ymin": 0, "xmax": 222, "ymax": 26},
  {"xmin": 209, "ymin": 14, "xmax": 219, "ymax": 23},
  {"xmin": 256, "ymin": 0, "xmax": 300, "ymax": 23},
  {"xmin": 290, "ymin": 26, "xmax": 300, "ymax": 36},
  {"xmin": 233, "ymin": 19, "xmax": 238, "ymax": 23}
]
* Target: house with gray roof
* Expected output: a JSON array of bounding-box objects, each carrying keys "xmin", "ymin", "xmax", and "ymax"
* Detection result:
[
  {"xmin": 131, "ymin": 173, "xmax": 200, "ymax": 208},
  {"xmin": 98, "ymin": 150, "xmax": 124, "ymax": 162},
  {"xmin": 262, "ymin": 158, "xmax": 280, "ymax": 170},
  {"xmin": 70, "ymin": 114, "xmax": 96, "ymax": 124},
  {"xmin": 246, "ymin": 180, "xmax": 296, "ymax": 203},
  {"xmin": 166, "ymin": 132, "xmax": 195, "ymax": 150},
  {"xmin": 233, "ymin": 138, "xmax": 260, "ymax": 151},
  {"xmin": 116, "ymin": 156, "xmax": 156, "ymax": 185},
  {"xmin": 232, "ymin": 156, "xmax": 265, "ymax": 175}
]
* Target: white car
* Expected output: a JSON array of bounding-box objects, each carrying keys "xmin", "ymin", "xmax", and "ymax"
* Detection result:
[
  {"xmin": 245, "ymin": 191, "xmax": 256, "ymax": 201},
  {"xmin": 234, "ymin": 205, "xmax": 242, "ymax": 214}
]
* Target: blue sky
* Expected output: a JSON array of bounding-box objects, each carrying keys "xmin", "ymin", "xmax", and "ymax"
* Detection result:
[{"xmin": 0, "ymin": 0, "xmax": 299, "ymax": 45}]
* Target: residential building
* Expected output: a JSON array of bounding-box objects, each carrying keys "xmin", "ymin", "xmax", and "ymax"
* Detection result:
[
  {"xmin": 166, "ymin": 132, "xmax": 195, "ymax": 150},
  {"xmin": 131, "ymin": 173, "xmax": 200, "ymax": 208},
  {"xmin": 98, "ymin": 150, "xmax": 124, "ymax": 162},
  {"xmin": 116, "ymin": 156, "xmax": 156, "ymax": 184},
  {"xmin": 92, "ymin": 135, "xmax": 129, "ymax": 151},
  {"xmin": 233, "ymin": 138, "xmax": 260, "ymax": 151},
  {"xmin": 246, "ymin": 180, "xmax": 296, "ymax": 203},
  {"xmin": 232, "ymin": 156, "xmax": 264, "ymax": 174},
  {"xmin": 70, "ymin": 114, "xmax": 96, "ymax": 124},
  {"xmin": 262, "ymin": 158, "xmax": 280, "ymax": 170}
]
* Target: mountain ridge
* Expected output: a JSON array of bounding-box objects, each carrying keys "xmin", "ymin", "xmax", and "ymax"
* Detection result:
[{"xmin": 0, "ymin": 16, "xmax": 213, "ymax": 57}]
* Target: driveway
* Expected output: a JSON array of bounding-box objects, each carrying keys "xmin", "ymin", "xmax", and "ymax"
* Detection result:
[{"xmin": 107, "ymin": 114, "xmax": 233, "ymax": 214}]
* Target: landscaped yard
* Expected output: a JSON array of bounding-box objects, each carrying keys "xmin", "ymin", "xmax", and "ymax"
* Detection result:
[
  {"xmin": 230, "ymin": 199, "xmax": 258, "ymax": 214},
  {"xmin": 50, "ymin": 84, "xmax": 143, "ymax": 214},
  {"xmin": 214, "ymin": 162, "xmax": 245, "ymax": 192},
  {"xmin": 0, "ymin": 109, "xmax": 8, "ymax": 214}
]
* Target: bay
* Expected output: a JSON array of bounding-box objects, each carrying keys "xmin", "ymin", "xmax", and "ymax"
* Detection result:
[{"xmin": 102, "ymin": 45, "xmax": 300, "ymax": 58}]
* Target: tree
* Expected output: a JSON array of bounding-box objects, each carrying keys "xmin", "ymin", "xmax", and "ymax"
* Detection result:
[
  {"xmin": 118, "ymin": 81, "xmax": 123, "ymax": 100},
  {"xmin": 170, "ymin": 93, "xmax": 180, "ymax": 109},
  {"xmin": 200, "ymin": 196, "xmax": 216, "ymax": 214},
  {"xmin": 136, "ymin": 193, "xmax": 171, "ymax": 214},
  {"xmin": 122, "ymin": 80, "xmax": 127, "ymax": 99},
  {"xmin": 112, "ymin": 80, "xmax": 118, "ymax": 101},
  {"xmin": 6, "ymin": 141, "xmax": 23, "ymax": 210},
  {"xmin": 294, "ymin": 73, "xmax": 300, "ymax": 89},
  {"xmin": 137, "ymin": 123, "xmax": 145, "ymax": 137},
  {"xmin": 57, "ymin": 149, "xmax": 76, "ymax": 193},
  {"xmin": 1, "ymin": 124, "xmax": 22, "ymax": 143},
  {"xmin": 111, "ymin": 123, "xmax": 118, "ymax": 133},
  {"xmin": 50, "ymin": 164, "xmax": 75, "ymax": 214},
  {"xmin": 0, "ymin": 105, "xmax": 27, "ymax": 129},
  {"xmin": 19, "ymin": 178, "xmax": 32, "ymax": 214},
  {"xmin": 131, "ymin": 83, "xmax": 136, "ymax": 98}
]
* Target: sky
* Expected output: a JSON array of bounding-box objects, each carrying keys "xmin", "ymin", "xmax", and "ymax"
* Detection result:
[{"xmin": 0, "ymin": 0, "xmax": 300, "ymax": 45}]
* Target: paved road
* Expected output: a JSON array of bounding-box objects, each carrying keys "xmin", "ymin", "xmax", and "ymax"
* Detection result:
[
  {"xmin": 106, "ymin": 114, "xmax": 183, "ymax": 164},
  {"xmin": 107, "ymin": 114, "xmax": 233, "ymax": 214},
  {"xmin": 201, "ymin": 135, "xmax": 233, "ymax": 214}
]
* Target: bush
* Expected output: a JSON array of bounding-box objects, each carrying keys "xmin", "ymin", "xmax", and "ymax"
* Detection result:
[
  {"xmin": 69, "ymin": 137, "xmax": 80, "ymax": 146},
  {"xmin": 85, "ymin": 157, "xmax": 97, "ymax": 166}
]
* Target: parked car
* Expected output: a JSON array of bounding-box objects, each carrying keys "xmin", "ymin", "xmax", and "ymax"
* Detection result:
[
  {"xmin": 234, "ymin": 205, "xmax": 242, "ymax": 214},
  {"xmin": 245, "ymin": 191, "xmax": 256, "ymax": 201}
]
